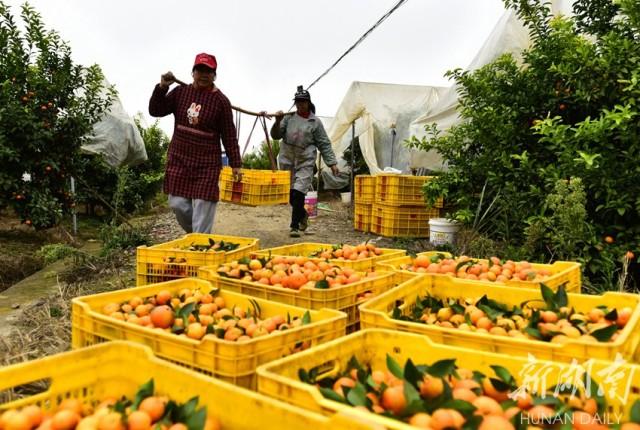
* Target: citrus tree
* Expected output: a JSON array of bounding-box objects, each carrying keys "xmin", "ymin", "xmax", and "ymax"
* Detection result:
[
  {"xmin": 406, "ymin": 0, "xmax": 640, "ymax": 289},
  {"xmin": 0, "ymin": 2, "xmax": 114, "ymax": 229}
]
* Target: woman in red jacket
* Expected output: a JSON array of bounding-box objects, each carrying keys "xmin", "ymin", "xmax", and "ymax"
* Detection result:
[{"xmin": 149, "ymin": 53, "xmax": 242, "ymax": 234}]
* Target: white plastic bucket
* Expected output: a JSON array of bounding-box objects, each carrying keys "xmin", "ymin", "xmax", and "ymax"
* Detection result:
[
  {"xmin": 304, "ymin": 191, "xmax": 318, "ymax": 218},
  {"xmin": 340, "ymin": 192, "xmax": 351, "ymax": 204},
  {"xmin": 429, "ymin": 218, "xmax": 460, "ymax": 246}
]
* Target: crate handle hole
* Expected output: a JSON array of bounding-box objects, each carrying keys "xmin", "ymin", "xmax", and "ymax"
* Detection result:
[
  {"xmin": 309, "ymin": 360, "xmax": 339, "ymax": 379},
  {"xmin": 0, "ymin": 378, "xmax": 52, "ymax": 404}
]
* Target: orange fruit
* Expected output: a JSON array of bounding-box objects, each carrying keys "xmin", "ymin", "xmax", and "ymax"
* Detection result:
[
  {"xmin": 127, "ymin": 411, "xmax": 151, "ymax": 430},
  {"xmin": 129, "ymin": 297, "xmax": 143, "ymax": 309},
  {"xmin": 76, "ymin": 416, "xmax": 99, "ymax": 430},
  {"xmin": 155, "ymin": 291, "xmax": 172, "ymax": 306},
  {"xmin": 333, "ymin": 377, "xmax": 356, "ymax": 397},
  {"xmin": 58, "ymin": 400, "xmax": 83, "ymax": 416},
  {"xmin": 21, "ymin": 406, "xmax": 44, "ymax": 428},
  {"xmin": 420, "ymin": 375, "xmax": 445, "ymax": 399},
  {"xmin": 186, "ymin": 323, "xmax": 205, "ymax": 340},
  {"xmin": 102, "ymin": 303, "xmax": 120, "ymax": 315},
  {"xmin": 139, "ymin": 397, "xmax": 166, "ymax": 422},
  {"xmin": 604, "ymin": 236, "xmax": 614, "ymax": 244},
  {"xmin": 430, "ymin": 408, "xmax": 465, "ymax": 430},
  {"xmin": 414, "ymin": 255, "xmax": 431, "ymax": 268},
  {"xmin": 452, "ymin": 388, "xmax": 477, "ymax": 402},
  {"xmin": 617, "ymin": 307, "xmax": 633, "ymax": 327},
  {"xmin": 96, "ymin": 413, "xmax": 124, "ymax": 430},
  {"xmin": 473, "ymin": 396, "xmax": 502, "ymax": 416},
  {"xmin": 3, "ymin": 412, "xmax": 31, "ymax": 430},
  {"xmin": 167, "ymin": 424, "xmax": 187, "ymax": 430},
  {"xmin": 408, "ymin": 413, "xmax": 432, "ymax": 428},
  {"xmin": 482, "ymin": 378, "xmax": 509, "ymax": 402},
  {"xmin": 51, "ymin": 410, "xmax": 81, "ymax": 430},
  {"xmin": 478, "ymin": 415, "xmax": 514, "ymax": 430},
  {"xmin": 381, "ymin": 384, "xmax": 406, "ymax": 415},
  {"xmin": 516, "ymin": 392, "xmax": 532, "ymax": 409},
  {"xmin": 540, "ymin": 311, "xmax": 558, "ymax": 323},
  {"xmin": 149, "ymin": 306, "xmax": 174, "ymax": 329}
]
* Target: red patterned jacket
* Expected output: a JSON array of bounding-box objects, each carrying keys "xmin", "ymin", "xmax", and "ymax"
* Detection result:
[{"xmin": 149, "ymin": 84, "xmax": 241, "ymax": 201}]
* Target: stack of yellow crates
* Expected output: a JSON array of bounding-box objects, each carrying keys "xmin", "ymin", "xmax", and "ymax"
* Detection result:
[
  {"xmin": 370, "ymin": 174, "xmax": 442, "ymax": 237},
  {"xmin": 353, "ymin": 175, "xmax": 375, "ymax": 232}
]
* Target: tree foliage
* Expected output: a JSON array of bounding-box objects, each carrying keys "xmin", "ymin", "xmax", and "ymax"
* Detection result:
[
  {"xmin": 0, "ymin": 2, "xmax": 115, "ymax": 229},
  {"xmin": 406, "ymin": 0, "xmax": 640, "ymax": 289}
]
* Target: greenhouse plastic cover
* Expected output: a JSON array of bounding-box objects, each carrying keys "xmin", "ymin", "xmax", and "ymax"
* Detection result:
[
  {"xmin": 325, "ymin": 82, "xmax": 447, "ymax": 176},
  {"xmin": 327, "ymin": 0, "xmax": 573, "ymax": 175},
  {"xmin": 410, "ymin": 0, "xmax": 574, "ymax": 146},
  {"xmin": 81, "ymin": 79, "xmax": 147, "ymax": 167}
]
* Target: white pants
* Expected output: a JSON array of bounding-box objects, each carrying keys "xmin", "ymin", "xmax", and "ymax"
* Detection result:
[{"xmin": 168, "ymin": 195, "xmax": 217, "ymax": 234}]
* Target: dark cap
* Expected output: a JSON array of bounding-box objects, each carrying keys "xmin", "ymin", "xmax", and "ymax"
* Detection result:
[{"xmin": 293, "ymin": 85, "xmax": 311, "ymax": 101}]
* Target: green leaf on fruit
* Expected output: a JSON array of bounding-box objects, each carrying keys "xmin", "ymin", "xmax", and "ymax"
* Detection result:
[
  {"xmin": 427, "ymin": 359, "xmax": 457, "ymax": 378},
  {"xmin": 491, "ymin": 365, "xmax": 515, "ymax": 385},
  {"xmin": 591, "ymin": 324, "xmax": 617, "ymax": 341},
  {"xmin": 131, "ymin": 379, "xmax": 154, "ymax": 411},
  {"xmin": 386, "ymin": 354, "xmax": 404, "ymax": 379},
  {"xmin": 346, "ymin": 382, "xmax": 368, "ymax": 406},
  {"xmin": 319, "ymin": 387, "xmax": 347, "ymax": 403}
]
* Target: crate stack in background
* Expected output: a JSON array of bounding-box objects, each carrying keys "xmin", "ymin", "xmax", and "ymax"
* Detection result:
[
  {"xmin": 353, "ymin": 174, "xmax": 442, "ymax": 237},
  {"xmin": 353, "ymin": 175, "xmax": 375, "ymax": 232}
]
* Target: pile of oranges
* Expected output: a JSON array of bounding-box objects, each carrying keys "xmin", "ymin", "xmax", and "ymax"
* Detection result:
[
  {"xmin": 101, "ymin": 288, "xmax": 311, "ymax": 342},
  {"xmin": 310, "ymin": 242, "xmax": 384, "ymax": 261},
  {"xmin": 303, "ymin": 356, "xmax": 640, "ymax": 430},
  {"xmin": 400, "ymin": 255, "xmax": 552, "ymax": 283},
  {"xmin": 395, "ymin": 291, "xmax": 633, "ymax": 344},
  {"xmin": 216, "ymin": 256, "xmax": 379, "ymax": 290},
  {"xmin": 0, "ymin": 380, "xmax": 220, "ymax": 430}
]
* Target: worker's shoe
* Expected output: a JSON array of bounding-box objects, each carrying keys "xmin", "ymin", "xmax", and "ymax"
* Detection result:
[
  {"xmin": 299, "ymin": 214, "xmax": 309, "ymax": 232},
  {"xmin": 289, "ymin": 228, "xmax": 301, "ymax": 238}
]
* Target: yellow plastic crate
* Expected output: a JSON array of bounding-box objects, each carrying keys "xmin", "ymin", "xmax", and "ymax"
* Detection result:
[
  {"xmin": 254, "ymin": 242, "xmax": 406, "ymax": 271},
  {"xmin": 0, "ymin": 341, "xmax": 376, "ymax": 430},
  {"xmin": 219, "ymin": 167, "xmax": 290, "ymax": 206},
  {"xmin": 353, "ymin": 203, "xmax": 372, "ymax": 232},
  {"xmin": 71, "ymin": 278, "xmax": 346, "ymax": 389},
  {"xmin": 257, "ymin": 329, "xmax": 640, "ymax": 429},
  {"xmin": 136, "ymin": 233, "xmax": 259, "ymax": 286},
  {"xmin": 354, "ymin": 175, "xmax": 375, "ymax": 204},
  {"xmin": 359, "ymin": 275, "xmax": 640, "ymax": 363},
  {"xmin": 199, "ymin": 268, "xmax": 410, "ymax": 332},
  {"xmin": 370, "ymin": 204, "xmax": 440, "ymax": 238},
  {"xmin": 375, "ymin": 174, "xmax": 444, "ymax": 207},
  {"xmin": 376, "ymin": 251, "xmax": 582, "ymax": 292}
]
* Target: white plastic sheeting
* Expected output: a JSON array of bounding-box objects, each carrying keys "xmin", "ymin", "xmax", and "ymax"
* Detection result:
[
  {"xmin": 326, "ymin": 1, "xmax": 575, "ymax": 175},
  {"xmin": 410, "ymin": 1, "xmax": 575, "ymax": 145},
  {"xmin": 82, "ymin": 79, "xmax": 147, "ymax": 167},
  {"xmin": 326, "ymin": 82, "xmax": 447, "ymax": 175}
]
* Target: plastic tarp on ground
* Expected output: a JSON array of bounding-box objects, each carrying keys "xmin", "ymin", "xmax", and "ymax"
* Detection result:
[
  {"xmin": 325, "ymin": 82, "xmax": 447, "ymax": 176},
  {"xmin": 410, "ymin": 0, "xmax": 575, "ymax": 148},
  {"xmin": 81, "ymin": 79, "xmax": 147, "ymax": 167}
]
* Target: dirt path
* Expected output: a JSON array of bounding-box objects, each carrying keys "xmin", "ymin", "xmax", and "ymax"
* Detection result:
[{"xmin": 150, "ymin": 200, "xmax": 401, "ymax": 249}]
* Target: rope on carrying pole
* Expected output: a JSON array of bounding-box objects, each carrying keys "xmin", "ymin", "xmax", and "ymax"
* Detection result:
[{"xmin": 241, "ymin": 115, "xmax": 260, "ymax": 158}]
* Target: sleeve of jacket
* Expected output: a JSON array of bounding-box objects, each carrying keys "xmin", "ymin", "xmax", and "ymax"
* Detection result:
[
  {"xmin": 217, "ymin": 94, "xmax": 242, "ymax": 168},
  {"xmin": 270, "ymin": 116, "xmax": 288, "ymax": 140},
  {"xmin": 149, "ymin": 84, "xmax": 177, "ymax": 117},
  {"xmin": 313, "ymin": 119, "xmax": 337, "ymax": 166}
]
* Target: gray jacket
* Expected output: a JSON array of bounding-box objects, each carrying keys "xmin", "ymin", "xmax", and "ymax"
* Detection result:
[{"xmin": 271, "ymin": 113, "xmax": 337, "ymax": 193}]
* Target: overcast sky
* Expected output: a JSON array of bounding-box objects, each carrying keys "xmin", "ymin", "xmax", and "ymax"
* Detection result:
[{"xmin": 6, "ymin": 0, "xmax": 506, "ymax": 151}]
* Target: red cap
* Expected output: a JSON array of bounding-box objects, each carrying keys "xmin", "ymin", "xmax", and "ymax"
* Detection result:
[{"xmin": 193, "ymin": 53, "xmax": 217, "ymax": 70}]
